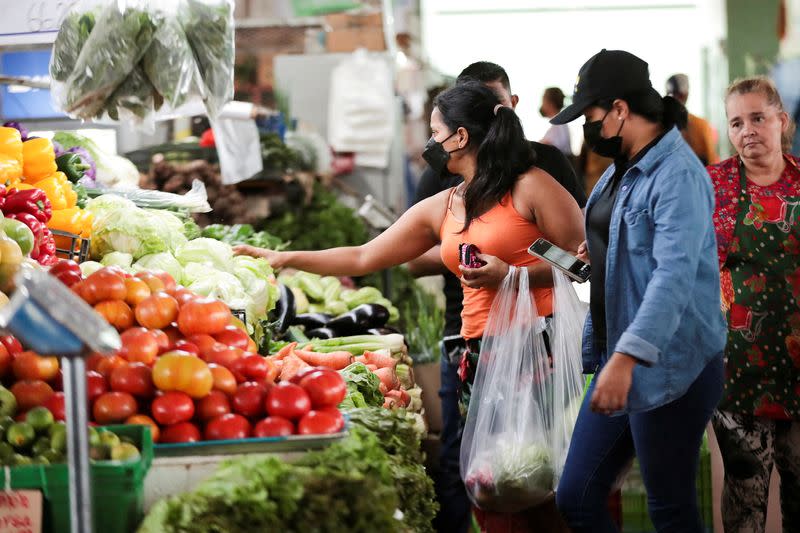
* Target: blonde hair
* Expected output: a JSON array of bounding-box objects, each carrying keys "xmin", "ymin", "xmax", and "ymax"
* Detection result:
[{"xmin": 725, "ymin": 76, "xmax": 795, "ymax": 152}]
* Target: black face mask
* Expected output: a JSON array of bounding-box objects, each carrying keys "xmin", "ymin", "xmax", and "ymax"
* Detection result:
[
  {"xmin": 422, "ymin": 132, "xmax": 461, "ymax": 176},
  {"xmin": 583, "ymin": 110, "xmax": 625, "ymax": 159}
]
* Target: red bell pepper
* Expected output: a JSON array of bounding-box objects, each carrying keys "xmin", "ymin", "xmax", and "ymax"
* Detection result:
[
  {"xmin": 49, "ymin": 259, "xmax": 82, "ymax": 287},
  {"xmin": 3, "ymin": 188, "xmax": 52, "ymax": 223},
  {"xmin": 0, "ymin": 335, "xmax": 22, "ymax": 355},
  {"xmin": 38, "ymin": 227, "xmax": 56, "ymax": 257}
]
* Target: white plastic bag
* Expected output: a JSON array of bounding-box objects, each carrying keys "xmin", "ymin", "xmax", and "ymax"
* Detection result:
[
  {"xmin": 460, "ymin": 267, "xmax": 586, "ymax": 512},
  {"xmin": 460, "ymin": 266, "xmax": 553, "ymax": 512},
  {"xmin": 550, "ymin": 271, "xmax": 589, "ymax": 484}
]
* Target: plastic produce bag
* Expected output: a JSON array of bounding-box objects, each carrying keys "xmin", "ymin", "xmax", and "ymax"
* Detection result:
[
  {"xmin": 549, "ymin": 271, "xmax": 589, "ymax": 484},
  {"xmin": 460, "ymin": 268, "xmax": 587, "ymax": 512},
  {"xmin": 92, "ymin": 179, "xmax": 211, "ymax": 212},
  {"xmin": 460, "ymin": 266, "xmax": 553, "ymax": 512}
]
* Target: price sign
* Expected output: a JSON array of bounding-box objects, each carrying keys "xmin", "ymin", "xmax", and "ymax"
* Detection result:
[{"xmin": 0, "ymin": 491, "xmax": 42, "ymax": 533}]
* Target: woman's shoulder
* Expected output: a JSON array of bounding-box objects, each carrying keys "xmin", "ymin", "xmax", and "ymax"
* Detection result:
[{"xmin": 706, "ymin": 156, "xmax": 739, "ymax": 186}]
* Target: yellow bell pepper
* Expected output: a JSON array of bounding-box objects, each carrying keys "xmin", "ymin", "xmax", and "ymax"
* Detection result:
[
  {"xmin": 79, "ymin": 210, "xmax": 93, "ymax": 238},
  {"xmin": 0, "ymin": 155, "xmax": 22, "ymax": 188},
  {"xmin": 9, "ymin": 182, "xmax": 35, "ymax": 192},
  {"xmin": 63, "ymin": 183, "xmax": 77, "ymax": 208},
  {"xmin": 32, "ymin": 176, "xmax": 67, "ymax": 210},
  {"xmin": 0, "ymin": 128, "xmax": 23, "ymax": 163},
  {"xmin": 22, "ymin": 138, "xmax": 56, "ymax": 183},
  {"xmin": 47, "ymin": 207, "xmax": 84, "ymax": 235}
]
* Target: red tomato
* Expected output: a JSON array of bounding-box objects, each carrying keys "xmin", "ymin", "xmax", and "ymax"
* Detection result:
[
  {"xmin": 124, "ymin": 278, "xmax": 151, "ymax": 307},
  {"xmin": 169, "ymin": 287, "xmax": 197, "ymax": 307},
  {"xmin": 265, "ymin": 383, "xmax": 311, "ymax": 421},
  {"xmin": 86, "ymin": 371, "xmax": 108, "ymax": 403},
  {"xmin": 100, "ymin": 266, "xmax": 131, "ymax": 279},
  {"xmin": 204, "ymin": 413, "xmax": 251, "ymax": 441},
  {"xmin": 94, "ymin": 300, "xmax": 134, "ymax": 331},
  {"xmin": 12, "ymin": 352, "xmax": 60, "ymax": 382},
  {"xmin": 119, "ymin": 328, "xmax": 159, "ymax": 365},
  {"xmin": 208, "ymin": 364, "xmax": 237, "ymax": 396},
  {"xmin": 233, "ymin": 354, "xmax": 270, "ymax": 382},
  {"xmin": 289, "ymin": 366, "xmax": 320, "ymax": 385},
  {"xmin": 43, "ymin": 392, "xmax": 66, "ymax": 421},
  {"xmin": 151, "ymin": 271, "xmax": 177, "ymax": 292},
  {"xmin": 92, "ymin": 391, "xmax": 137, "ymax": 424},
  {"xmin": 196, "ymin": 390, "xmax": 231, "ymax": 421},
  {"xmin": 299, "ymin": 369, "xmax": 347, "ymax": 409},
  {"xmin": 52, "ymin": 369, "xmax": 64, "ymax": 392},
  {"xmin": 82, "ymin": 270, "xmax": 127, "ymax": 305},
  {"xmin": 0, "ymin": 343, "xmax": 11, "ymax": 378},
  {"xmin": 151, "ymin": 391, "xmax": 195, "ymax": 426},
  {"xmin": 253, "ymin": 416, "xmax": 294, "ymax": 438},
  {"xmin": 160, "ymin": 422, "xmax": 201, "ymax": 444},
  {"xmin": 155, "ymin": 328, "xmax": 176, "ymax": 353},
  {"xmin": 213, "ymin": 326, "xmax": 251, "ymax": 351},
  {"xmin": 188, "ymin": 334, "xmax": 219, "ymax": 358},
  {"xmin": 135, "ymin": 293, "xmax": 179, "ymax": 330},
  {"xmin": 11, "ymin": 380, "xmax": 54, "ymax": 412},
  {"xmin": 152, "ymin": 352, "xmax": 213, "ymax": 398},
  {"xmin": 110, "ymin": 363, "xmax": 154, "ymax": 398},
  {"xmin": 0, "ymin": 335, "xmax": 22, "ymax": 356},
  {"xmin": 178, "ymin": 298, "xmax": 231, "ymax": 336},
  {"xmin": 134, "ymin": 272, "xmax": 165, "ymax": 293},
  {"xmin": 204, "ymin": 345, "xmax": 243, "ymax": 370},
  {"xmin": 297, "ymin": 410, "xmax": 344, "ymax": 435},
  {"xmin": 232, "ymin": 382, "xmax": 268, "ymax": 418},
  {"xmin": 172, "ymin": 340, "xmax": 199, "ymax": 356},
  {"xmin": 126, "ymin": 414, "xmax": 160, "ymax": 443},
  {"xmin": 315, "ymin": 407, "xmax": 346, "ymax": 431},
  {"xmin": 95, "ymin": 355, "xmax": 127, "ymax": 381}
]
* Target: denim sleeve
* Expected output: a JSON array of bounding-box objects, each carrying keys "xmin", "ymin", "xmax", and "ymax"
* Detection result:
[{"xmin": 614, "ymin": 166, "xmax": 714, "ymax": 365}]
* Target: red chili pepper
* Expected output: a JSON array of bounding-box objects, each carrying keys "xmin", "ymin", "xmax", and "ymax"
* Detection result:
[
  {"xmin": 49, "ymin": 259, "xmax": 82, "ymax": 287},
  {"xmin": 3, "ymin": 189, "xmax": 51, "ymax": 223},
  {"xmin": 0, "ymin": 335, "xmax": 22, "ymax": 355}
]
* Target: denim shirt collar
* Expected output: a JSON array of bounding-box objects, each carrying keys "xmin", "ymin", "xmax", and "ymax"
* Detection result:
[{"xmin": 625, "ymin": 126, "xmax": 684, "ymax": 178}]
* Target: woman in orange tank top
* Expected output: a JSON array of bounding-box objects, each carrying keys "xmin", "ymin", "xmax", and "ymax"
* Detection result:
[{"xmin": 235, "ymin": 80, "xmax": 584, "ymax": 389}]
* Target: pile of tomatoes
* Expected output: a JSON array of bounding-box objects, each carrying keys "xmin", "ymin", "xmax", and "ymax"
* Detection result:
[{"xmin": 3, "ymin": 265, "xmax": 348, "ymax": 444}]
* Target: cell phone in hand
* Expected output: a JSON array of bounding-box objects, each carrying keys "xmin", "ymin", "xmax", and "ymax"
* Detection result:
[
  {"xmin": 528, "ymin": 238, "xmax": 591, "ymax": 283},
  {"xmin": 459, "ymin": 243, "xmax": 487, "ymax": 268}
]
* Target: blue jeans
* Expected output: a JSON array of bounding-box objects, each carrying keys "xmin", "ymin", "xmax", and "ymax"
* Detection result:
[
  {"xmin": 432, "ymin": 343, "xmax": 471, "ymax": 533},
  {"xmin": 556, "ymin": 355, "xmax": 723, "ymax": 533}
]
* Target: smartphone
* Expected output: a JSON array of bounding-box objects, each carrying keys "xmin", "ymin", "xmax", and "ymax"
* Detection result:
[
  {"xmin": 528, "ymin": 238, "xmax": 591, "ymax": 283},
  {"xmin": 459, "ymin": 243, "xmax": 487, "ymax": 268}
]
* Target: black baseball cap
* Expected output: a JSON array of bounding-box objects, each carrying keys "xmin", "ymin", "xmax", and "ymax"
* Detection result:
[{"xmin": 551, "ymin": 49, "xmax": 655, "ymax": 124}]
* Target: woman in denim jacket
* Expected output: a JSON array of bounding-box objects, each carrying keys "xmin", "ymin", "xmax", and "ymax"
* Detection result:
[{"xmin": 550, "ymin": 49, "xmax": 727, "ymax": 533}]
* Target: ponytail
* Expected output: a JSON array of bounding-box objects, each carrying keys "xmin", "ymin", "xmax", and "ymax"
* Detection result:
[
  {"xmin": 465, "ymin": 106, "xmax": 535, "ymax": 231},
  {"xmin": 661, "ymin": 95, "xmax": 688, "ymax": 130}
]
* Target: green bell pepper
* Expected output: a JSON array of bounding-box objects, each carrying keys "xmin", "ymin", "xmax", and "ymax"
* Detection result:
[
  {"xmin": 55, "ymin": 153, "xmax": 90, "ymax": 183},
  {"xmin": 2, "ymin": 218, "xmax": 35, "ymax": 256}
]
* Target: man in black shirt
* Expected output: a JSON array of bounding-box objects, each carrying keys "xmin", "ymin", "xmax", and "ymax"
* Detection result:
[{"xmin": 408, "ymin": 61, "xmax": 586, "ymax": 533}]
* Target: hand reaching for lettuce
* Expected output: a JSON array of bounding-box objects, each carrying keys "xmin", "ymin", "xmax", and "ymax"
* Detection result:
[{"xmin": 233, "ymin": 244, "xmax": 287, "ymax": 269}]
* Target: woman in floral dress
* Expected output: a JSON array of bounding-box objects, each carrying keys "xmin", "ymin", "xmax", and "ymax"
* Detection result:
[{"xmin": 709, "ymin": 76, "xmax": 800, "ymax": 532}]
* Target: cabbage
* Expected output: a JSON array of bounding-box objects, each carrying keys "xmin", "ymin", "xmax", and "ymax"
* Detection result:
[
  {"xmin": 175, "ymin": 238, "xmax": 233, "ymax": 271},
  {"xmin": 89, "ymin": 202, "xmax": 188, "ymax": 260},
  {"xmin": 187, "ymin": 269, "xmax": 249, "ymax": 311},
  {"xmin": 101, "ymin": 251, "xmax": 133, "ymax": 269},
  {"xmin": 86, "ymin": 195, "xmax": 136, "ymax": 220},
  {"xmin": 133, "ymin": 252, "xmax": 183, "ymax": 282},
  {"xmin": 232, "ymin": 255, "xmax": 279, "ymax": 318},
  {"xmin": 79, "ymin": 261, "xmax": 103, "ymax": 277}
]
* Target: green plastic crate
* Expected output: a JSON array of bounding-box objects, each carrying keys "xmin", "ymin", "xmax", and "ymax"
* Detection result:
[
  {"xmin": 620, "ymin": 434, "xmax": 713, "ymax": 533},
  {"xmin": 0, "ymin": 424, "xmax": 153, "ymax": 533}
]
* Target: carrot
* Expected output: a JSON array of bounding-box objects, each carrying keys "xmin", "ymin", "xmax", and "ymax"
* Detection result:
[
  {"xmin": 374, "ymin": 367, "xmax": 399, "ymax": 391},
  {"xmin": 385, "ymin": 389, "xmax": 409, "ymax": 408},
  {"xmin": 379, "ymin": 382, "xmax": 388, "ymax": 395},
  {"xmin": 293, "ymin": 349, "xmax": 353, "ymax": 370},
  {"xmin": 363, "ymin": 350, "xmax": 397, "ymax": 369},
  {"xmin": 354, "ymin": 355, "xmax": 367, "ymax": 364},
  {"xmin": 366, "ymin": 364, "xmax": 378, "ymax": 372},
  {"xmin": 280, "ymin": 354, "xmax": 309, "ymax": 382},
  {"xmin": 273, "ymin": 342, "xmax": 297, "ymax": 360},
  {"xmin": 383, "ymin": 397, "xmax": 399, "ymax": 409}
]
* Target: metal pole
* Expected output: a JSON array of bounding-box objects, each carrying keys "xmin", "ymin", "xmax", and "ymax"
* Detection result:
[{"xmin": 61, "ymin": 357, "xmax": 92, "ymax": 533}]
